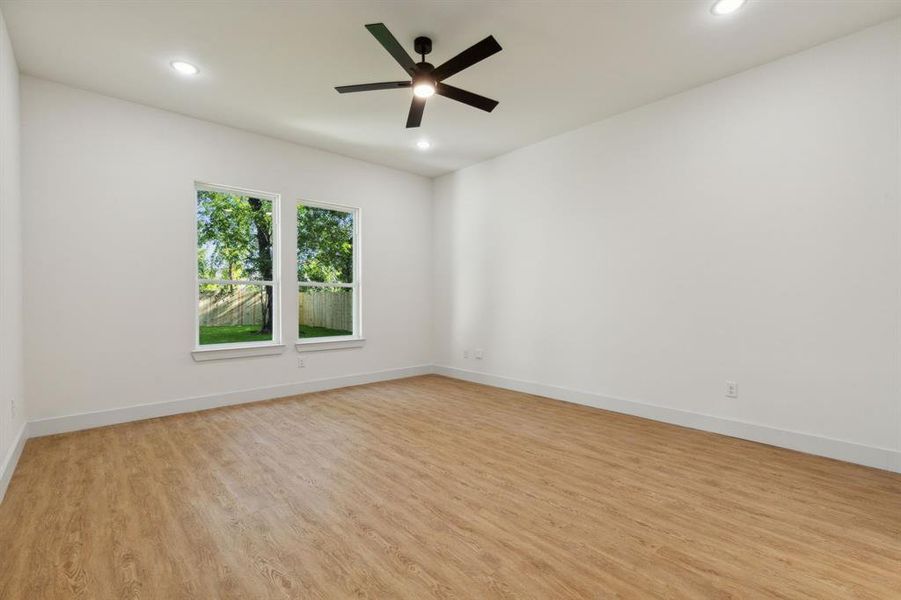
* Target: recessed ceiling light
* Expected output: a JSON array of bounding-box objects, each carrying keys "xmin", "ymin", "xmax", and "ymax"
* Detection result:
[
  {"xmin": 711, "ymin": 0, "xmax": 746, "ymax": 16},
  {"xmin": 416, "ymin": 140, "xmax": 431, "ymax": 150},
  {"xmin": 170, "ymin": 60, "xmax": 199, "ymax": 75}
]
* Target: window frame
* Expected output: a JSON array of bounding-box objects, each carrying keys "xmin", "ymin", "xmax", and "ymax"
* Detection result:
[
  {"xmin": 295, "ymin": 199, "xmax": 363, "ymax": 351},
  {"xmin": 192, "ymin": 181, "xmax": 283, "ymax": 358}
]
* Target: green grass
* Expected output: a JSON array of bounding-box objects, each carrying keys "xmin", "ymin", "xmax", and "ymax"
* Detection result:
[
  {"xmin": 199, "ymin": 325, "xmax": 272, "ymax": 345},
  {"xmin": 199, "ymin": 324, "xmax": 351, "ymax": 345},
  {"xmin": 298, "ymin": 324, "xmax": 352, "ymax": 338}
]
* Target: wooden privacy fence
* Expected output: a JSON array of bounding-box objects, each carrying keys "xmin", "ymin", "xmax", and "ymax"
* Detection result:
[
  {"xmin": 199, "ymin": 286, "xmax": 352, "ymax": 331},
  {"xmin": 298, "ymin": 289, "xmax": 353, "ymax": 332},
  {"xmin": 199, "ymin": 286, "xmax": 264, "ymax": 326}
]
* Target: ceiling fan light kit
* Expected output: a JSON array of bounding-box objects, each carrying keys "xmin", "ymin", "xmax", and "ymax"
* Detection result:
[{"xmin": 335, "ymin": 23, "xmax": 502, "ymax": 128}]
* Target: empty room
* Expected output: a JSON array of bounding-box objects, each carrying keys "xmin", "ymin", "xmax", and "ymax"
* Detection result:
[{"xmin": 1, "ymin": 0, "xmax": 900, "ymax": 597}]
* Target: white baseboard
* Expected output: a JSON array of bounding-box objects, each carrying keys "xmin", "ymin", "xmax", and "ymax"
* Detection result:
[
  {"xmin": 0, "ymin": 422, "xmax": 29, "ymax": 503},
  {"xmin": 28, "ymin": 364, "xmax": 433, "ymax": 438},
  {"xmin": 6, "ymin": 361, "xmax": 898, "ymax": 505},
  {"xmin": 434, "ymin": 365, "xmax": 901, "ymax": 474}
]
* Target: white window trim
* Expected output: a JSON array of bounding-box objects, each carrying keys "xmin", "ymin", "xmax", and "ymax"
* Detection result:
[
  {"xmin": 192, "ymin": 181, "xmax": 282, "ymax": 361},
  {"xmin": 295, "ymin": 336, "xmax": 365, "ymax": 352},
  {"xmin": 295, "ymin": 199, "xmax": 364, "ymax": 352},
  {"xmin": 192, "ymin": 343, "xmax": 286, "ymax": 362}
]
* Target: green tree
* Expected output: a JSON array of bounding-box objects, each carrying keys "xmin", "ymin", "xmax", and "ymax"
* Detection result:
[{"xmin": 297, "ymin": 206, "xmax": 353, "ymax": 283}]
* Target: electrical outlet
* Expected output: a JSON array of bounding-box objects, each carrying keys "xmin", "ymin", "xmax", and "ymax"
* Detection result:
[
  {"xmin": 474, "ymin": 349, "xmax": 484, "ymax": 360},
  {"xmin": 463, "ymin": 349, "xmax": 470, "ymax": 359},
  {"xmin": 298, "ymin": 357, "xmax": 306, "ymax": 368},
  {"xmin": 725, "ymin": 381, "xmax": 738, "ymax": 398}
]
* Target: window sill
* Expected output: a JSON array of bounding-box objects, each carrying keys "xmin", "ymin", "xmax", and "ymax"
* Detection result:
[
  {"xmin": 295, "ymin": 337, "xmax": 366, "ymax": 352},
  {"xmin": 192, "ymin": 343, "xmax": 286, "ymax": 362}
]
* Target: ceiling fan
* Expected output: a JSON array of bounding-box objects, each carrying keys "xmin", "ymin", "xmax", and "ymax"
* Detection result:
[{"xmin": 335, "ymin": 23, "xmax": 502, "ymax": 128}]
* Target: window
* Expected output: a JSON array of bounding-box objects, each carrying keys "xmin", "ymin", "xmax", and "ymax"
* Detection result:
[
  {"xmin": 195, "ymin": 183, "xmax": 280, "ymax": 349},
  {"xmin": 297, "ymin": 202, "xmax": 360, "ymax": 342}
]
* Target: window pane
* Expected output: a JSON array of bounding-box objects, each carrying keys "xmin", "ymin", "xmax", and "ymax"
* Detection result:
[
  {"xmin": 298, "ymin": 287, "xmax": 353, "ymax": 338},
  {"xmin": 198, "ymin": 284, "xmax": 274, "ymax": 345},
  {"xmin": 197, "ymin": 190, "xmax": 273, "ymax": 281},
  {"xmin": 297, "ymin": 205, "xmax": 353, "ymax": 284}
]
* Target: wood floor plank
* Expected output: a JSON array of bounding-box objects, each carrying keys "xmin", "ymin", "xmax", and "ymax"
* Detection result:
[{"xmin": 1, "ymin": 375, "xmax": 899, "ymax": 599}]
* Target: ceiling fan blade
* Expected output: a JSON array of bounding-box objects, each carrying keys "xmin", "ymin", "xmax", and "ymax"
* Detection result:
[
  {"xmin": 436, "ymin": 83, "xmax": 498, "ymax": 112},
  {"xmin": 431, "ymin": 35, "xmax": 502, "ymax": 82},
  {"xmin": 406, "ymin": 96, "xmax": 426, "ymax": 128},
  {"xmin": 365, "ymin": 23, "xmax": 417, "ymax": 75},
  {"xmin": 335, "ymin": 81, "xmax": 411, "ymax": 93}
]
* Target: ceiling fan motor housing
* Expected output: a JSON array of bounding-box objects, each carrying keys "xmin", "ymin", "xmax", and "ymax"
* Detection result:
[{"xmin": 412, "ymin": 68, "xmax": 436, "ymax": 95}]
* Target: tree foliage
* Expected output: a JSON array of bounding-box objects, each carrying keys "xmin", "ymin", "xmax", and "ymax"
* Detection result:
[
  {"xmin": 197, "ymin": 191, "xmax": 272, "ymax": 282},
  {"xmin": 297, "ymin": 206, "xmax": 353, "ymax": 283}
]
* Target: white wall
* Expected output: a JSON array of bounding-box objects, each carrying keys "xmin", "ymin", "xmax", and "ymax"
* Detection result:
[
  {"xmin": 433, "ymin": 20, "xmax": 901, "ymax": 470},
  {"xmin": 21, "ymin": 77, "xmax": 432, "ymax": 422},
  {"xmin": 0, "ymin": 9, "xmax": 25, "ymax": 496}
]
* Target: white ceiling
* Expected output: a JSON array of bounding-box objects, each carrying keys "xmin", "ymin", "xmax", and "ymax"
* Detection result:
[{"xmin": 2, "ymin": 0, "xmax": 901, "ymax": 177}]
